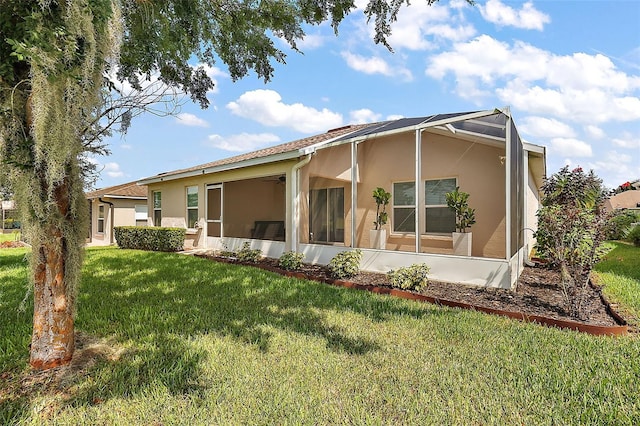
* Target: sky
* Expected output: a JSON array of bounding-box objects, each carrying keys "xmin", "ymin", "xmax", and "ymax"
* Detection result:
[{"xmin": 94, "ymin": 0, "xmax": 640, "ymax": 191}]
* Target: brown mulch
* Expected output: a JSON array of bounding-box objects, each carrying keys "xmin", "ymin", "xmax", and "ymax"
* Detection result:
[
  {"xmin": 0, "ymin": 240, "xmax": 27, "ymax": 248},
  {"xmin": 200, "ymin": 254, "xmax": 629, "ymax": 329}
]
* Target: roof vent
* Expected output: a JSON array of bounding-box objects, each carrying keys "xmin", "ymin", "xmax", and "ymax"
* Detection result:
[{"xmin": 327, "ymin": 125, "xmax": 352, "ymax": 133}]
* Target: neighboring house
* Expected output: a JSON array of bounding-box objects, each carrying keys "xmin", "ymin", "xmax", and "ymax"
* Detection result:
[
  {"xmin": 86, "ymin": 181, "xmax": 148, "ymax": 245},
  {"xmin": 138, "ymin": 108, "xmax": 546, "ymax": 288},
  {"xmin": 1, "ymin": 200, "xmax": 19, "ymax": 233},
  {"xmin": 604, "ymin": 190, "xmax": 640, "ymax": 212}
]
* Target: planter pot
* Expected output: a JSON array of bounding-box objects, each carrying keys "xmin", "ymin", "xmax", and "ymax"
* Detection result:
[
  {"xmin": 452, "ymin": 232, "xmax": 472, "ymax": 256},
  {"xmin": 369, "ymin": 229, "xmax": 387, "ymax": 250}
]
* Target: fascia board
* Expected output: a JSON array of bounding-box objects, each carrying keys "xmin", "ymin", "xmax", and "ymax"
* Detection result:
[{"xmin": 137, "ymin": 151, "xmax": 301, "ymax": 185}]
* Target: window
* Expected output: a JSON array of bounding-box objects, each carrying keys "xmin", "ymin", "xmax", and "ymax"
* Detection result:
[
  {"xmin": 392, "ymin": 182, "xmax": 416, "ymax": 232},
  {"xmin": 153, "ymin": 191, "xmax": 162, "ymax": 226},
  {"xmin": 392, "ymin": 178, "xmax": 457, "ymax": 234},
  {"xmin": 135, "ymin": 204, "xmax": 148, "ymax": 227},
  {"xmin": 97, "ymin": 204, "xmax": 105, "ymax": 234},
  {"xmin": 425, "ymin": 178, "xmax": 456, "ymax": 233},
  {"xmin": 310, "ymin": 187, "xmax": 344, "ymax": 243},
  {"xmin": 186, "ymin": 186, "xmax": 198, "ymax": 229}
]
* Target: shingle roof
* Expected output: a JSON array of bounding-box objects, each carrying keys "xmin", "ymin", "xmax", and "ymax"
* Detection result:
[
  {"xmin": 86, "ymin": 180, "xmax": 147, "ymax": 199},
  {"xmin": 148, "ymin": 123, "xmax": 375, "ymax": 180}
]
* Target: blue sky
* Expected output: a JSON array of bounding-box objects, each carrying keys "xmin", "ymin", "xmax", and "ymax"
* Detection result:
[{"xmin": 95, "ymin": 0, "xmax": 640, "ymax": 190}]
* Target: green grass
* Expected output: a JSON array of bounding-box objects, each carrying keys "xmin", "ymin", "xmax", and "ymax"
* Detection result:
[
  {"xmin": 0, "ymin": 231, "xmax": 21, "ymax": 243},
  {"xmin": 594, "ymin": 241, "xmax": 640, "ymax": 327},
  {"xmin": 1, "ymin": 246, "xmax": 640, "ymax": 425}
]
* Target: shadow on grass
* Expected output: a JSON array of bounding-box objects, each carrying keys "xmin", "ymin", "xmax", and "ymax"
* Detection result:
[{"xmin": 1, "ymin": 247, "xmax": 457, "ymax": 422}]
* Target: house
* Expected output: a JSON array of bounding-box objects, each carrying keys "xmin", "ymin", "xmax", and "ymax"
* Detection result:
[
  {"xmin": 86, "ymin": 180, "xmax": 148, "ymax": 245},
  {"xmin": 1, "ymin": 199, "xmax": 19, "ymax": 233},
  {"xmin": 604, "ymin": 190, "xmax": 640, "ymax": 212},
  {"xmin": 138, "ymin": 108, "xmax": 546, "ymax": 288}
]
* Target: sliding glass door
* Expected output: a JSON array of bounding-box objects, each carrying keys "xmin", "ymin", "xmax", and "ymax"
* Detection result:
[{"xmin": 310, "ymin": 187, "xmax": 344, "ymax": 243}]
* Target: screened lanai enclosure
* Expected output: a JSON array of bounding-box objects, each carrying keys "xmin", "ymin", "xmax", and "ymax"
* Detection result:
[{"xmin": 139, "ymin": 108, "xmax": 545, "ymax": 289}]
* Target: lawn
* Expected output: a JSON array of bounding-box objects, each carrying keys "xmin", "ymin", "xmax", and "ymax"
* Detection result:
[
  {"xmin": 594, "ymin": 241, "xmax": 640, "ymax": 328},
  {"xmin": 0, "ymin": 231, "xmax": 21, "ymax": 243},
  {"xmin": 1, "ymin": 246, "xmax": 639, "ymax": 425}
]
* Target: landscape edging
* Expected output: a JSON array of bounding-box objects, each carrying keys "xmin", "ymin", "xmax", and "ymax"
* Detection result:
[{"xmin": 199, "ymin": 255, "xmax": 629, "ymax": 336}]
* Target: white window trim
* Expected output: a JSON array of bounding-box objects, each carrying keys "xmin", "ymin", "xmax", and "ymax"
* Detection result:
[
  {"xmin": 424, "ymin": 177, "xmax": 457, "ymax": 235},
  {"xmin": 97, "ymin": 204, "xmax": 105, "ymax": 234},
  {"xmin": 153, "ymin": 191, "xmax": 162, "ymax": 227},
  {"xmin": 392, "ymin": 177, "xmax": 458, "ymax": 235},
  {"xmin": 186, "ymin": 186, "xmax": 199, "ymax": 230},
  {"xmin": 392, "ymin": 180, "xmax": 416, "ymax": 234}
]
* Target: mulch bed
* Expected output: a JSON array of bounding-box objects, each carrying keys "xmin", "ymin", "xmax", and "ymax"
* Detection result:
[
  {"xmin": 197, "ymin": 253, "xmax": 630, "ymax": 334},
  {"xmin": 0, "ymin": 241, "xmax": 27, "ymax": 249}
]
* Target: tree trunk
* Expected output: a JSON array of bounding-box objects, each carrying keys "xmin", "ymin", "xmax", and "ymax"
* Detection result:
[
  {"xmin": 30, "ymin": 235, "xmax": 74, "ymax": 369},
  {"xmin": 29, "ymin": 181, "xmax": 75, "ymax": 370}
]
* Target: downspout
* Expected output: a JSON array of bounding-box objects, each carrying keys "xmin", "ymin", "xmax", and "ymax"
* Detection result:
[
  {"xmin": 290, "ymin": 154, "xmax": 313, "ymax": 253},
  {"xmin": 99, "ymin": 198, "xmax": 115, "ymax": 245}
]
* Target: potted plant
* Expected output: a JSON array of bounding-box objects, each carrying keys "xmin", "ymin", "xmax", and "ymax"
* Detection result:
[
  {"xmin": 445, "ymin": 186, "xmax": 476, "ymax": 256},
  {"xmin": 370, "ymin": 187, "xmax": 391, "ymax": 249}
]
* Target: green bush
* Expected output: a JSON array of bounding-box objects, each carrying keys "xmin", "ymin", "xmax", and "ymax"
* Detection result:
[
  {"xmin": 236, "ymin": 242, "xmax": 262, "ymax": 263},
  {"xmin": 627, "ymin": 225, "xmax": 640, "ymax": 247},
  {"xmin": 328, "ymin": 249, "xmax": 362, "ymax": 280},
  {"xmin": 605, "ymin": 210, "xmax": 640, "ymax": 240},
  {"xmin": 387, "ymin": 263, "xmax": 430, "ymax": 291},
  {"xmin": 114, "ymin": 226, "xmax": 185, "ymax": 252},
  {"xmin": 2, "ymin": 218, "xmax": 20, "ymax": 229},
  {"xmin": 278, "ymin": 251, "xmax": 305, "ymax": 271}
]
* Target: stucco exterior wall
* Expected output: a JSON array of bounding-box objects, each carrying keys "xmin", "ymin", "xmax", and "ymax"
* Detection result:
[
  {"xmin": 88, "ymin": 198, "xmax": 146, "ymax": 245},
  {"xmin": 145, "ymin": 160, "xmax": 297, "ymax": 249},
  {"xmin": 299, "ymin": 130, "xmax": 507, "ymax": 258}
]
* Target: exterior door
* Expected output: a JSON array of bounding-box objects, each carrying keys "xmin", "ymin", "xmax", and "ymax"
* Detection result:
[{"xmin": 206, "ymin": 184, "xmax": 223, "ymax": 239}]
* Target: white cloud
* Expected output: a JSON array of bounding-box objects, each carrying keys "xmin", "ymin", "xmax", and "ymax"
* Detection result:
[
  {"xmin": 588, "ymin": 151, "xmax": 640, "ymax": 189},
  {"xmin": 103, "ymin": 162, "xmax": 124, "ymax": 178},
  {"xmin": 341, "ymin": 51, "xmax": 413, "ymax": 81},
  {"xmin": 479, "ymin": 0, "xmax": 550, "ymax": 31},
  {"xmin": 349, "ymin": 109, "xmax": 382, "ymax": 124},
  {"xmin": 226, "ymin": 90, "xmax": 343, "ymax": 133},
  {"xmin": 426, "ymin": 35, "xmax": 640, "ymax": 124},
  {"xmin": 296, "ymin": 33, "xmax": 326, "ymax": 50},
  {"xmin": 387, "ymin": 114, "xmax": 405, "ymax": 120},
  {"xmin": 518, "ymin": 116, "xmax": 576, "ymax": 139},
  {"xmin": 585, "ymin": 125, "xmax": 605, "ymax": 139},
  {"xmin": 612, "ymin": 133, "xmax": 640, "ymax": 149},
  {"xmin": 388, "ymin": 2, "xmax": 475, "ymax": 50},
  {"xmin": 195, "ymin": 64, "xmax": 228, "ymax": 94},
  {"xmin": 175, "ymin": 113, "xmax": 209, "ymax": 128},
  {"xmin": 550, "ymin": 138, "xmax": 593, "ymax": 157},
  {"xmin": 120, "ymin": 144, "xmax": 132, "ymax": 150},
  {"xmin": 207, "ymin": 133, "xmax": 281, "ymax": 152}
]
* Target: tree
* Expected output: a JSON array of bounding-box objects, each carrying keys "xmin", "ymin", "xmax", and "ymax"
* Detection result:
[
  {"xmin": 0, "ymin": 0, "xmax": 469, "ymax": 370},
  {"xmin": 534, "ymin": 167, "xmax": 609, "ymax": 320}
]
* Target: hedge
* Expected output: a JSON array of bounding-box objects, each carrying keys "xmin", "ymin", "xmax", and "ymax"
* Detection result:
[{"xmin": 114, "ymin": 226, "xmax": 185, "ymax": 252}]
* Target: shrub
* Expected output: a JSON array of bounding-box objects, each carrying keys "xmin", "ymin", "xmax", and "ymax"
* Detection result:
[
  {"xmin": 605, "ymin": 210, "xmax": 640, "ymax": 240},
  {"xmin": 328, "ymin": 249, "xmax": 362, "ymax": 279},
  {"xmin": 236, "ymin": 242, "xmax": 262, "ymax": 263},
  {"xmin": 387, "ymin": 264, "xmax": 430, "ymax": 291},
  {"xmin": 114, "ymin": 226, "xmax": 185, "ymax": 252},
  {"xmin": 534, "ymin": 166, "xmax": 609, "ymax": 320},
  {"xmin": 627, "ymin": 225, "xmax": 640, "ymax": 247},
  {"xmin": 278, "ymin": 251, "xmax": 305, "ymax": 271}
]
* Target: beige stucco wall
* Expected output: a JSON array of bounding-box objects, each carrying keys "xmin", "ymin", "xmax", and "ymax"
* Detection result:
[
  {"xmin": 223, "ymin": 178, "xmax": 286, "ymax": 239},
  {"xmin": 299, "ymin": 130, "xmax": 507, "ymax": 258},
  {"xmin": 88, "ymin": 198, "xmax": 146, "ymax": 245},
  {"xmin": 145, "ymin": 160, "xmax": 296, "ymax": 249}
]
